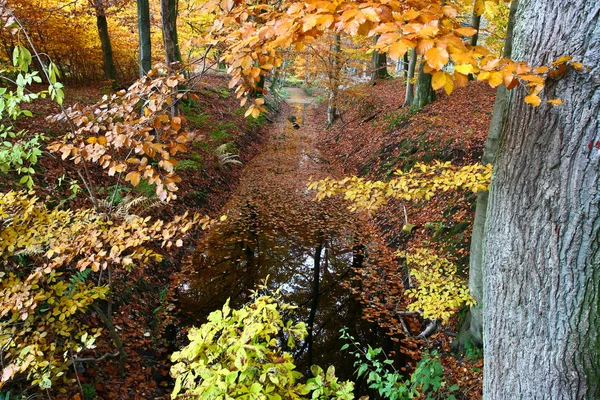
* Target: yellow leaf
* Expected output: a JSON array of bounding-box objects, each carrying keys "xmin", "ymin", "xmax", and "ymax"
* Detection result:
[
  {"xmin": 547, "ymin": 98, "xmax": 562, "ymax": 106},
  {"xmin": 488, "ymin": 72, "xmax": 503, "ymax": 87},
  {"xmin": 570, "ymin": 62, "xmax": 584, "ymax": 71},
  {"xmin": 525, "ymin": 94, "xmax": 542, "ymax": 107},
  {"xmin": 454, "ymin": 64, "xmax": 474, "ymax": 75},
  {"xmin": 431, "ymin": 71, "xmax": 446, "ymax": 90},
  {"xmin": 444, "ymin": 77, "xmax": 454, "ymax": 95},
  {"xmin": 219, "ymin": 215, "xmax": 228, "ymax": 222},
  {"xmin": 425, "ymin": 47, "xmax": 449, "ymax": 70},
  {"xmin": 552, "ymin": 55, "xmax": 572, "ymax": 66}
]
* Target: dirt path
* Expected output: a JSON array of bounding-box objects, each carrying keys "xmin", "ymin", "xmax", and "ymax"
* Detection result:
[{"xmin": 284, "ymin": 87, "xmax": 315, "ymax": 105}]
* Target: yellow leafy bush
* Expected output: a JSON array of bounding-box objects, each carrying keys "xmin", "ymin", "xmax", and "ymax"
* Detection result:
[
  {"xmin": 308, "ymin": 162, "xmax": 492, "ymax": 213},
  {"xmin": 0, "ymin": 191, "xmax": 205, "ymax": 389},
  {"xmin": 400, "ymin": 248, "xmax": 475, "ymax": 324}
]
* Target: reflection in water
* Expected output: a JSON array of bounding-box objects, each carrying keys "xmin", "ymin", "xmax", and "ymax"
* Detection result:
[{"xmin": 176, "ymin": 100, "xmax": 404, "ymax": 386}]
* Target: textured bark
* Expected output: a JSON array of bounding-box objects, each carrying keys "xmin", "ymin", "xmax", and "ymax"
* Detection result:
[
  {"xmin": 482, "ymin": 0, "xmax": 600, "ymax": 398},
  {"xmin": 403, "ymin": 48, "xmax": 417, "ymax": 107},
  {"xmin": 160, "ymin": 0, "xmax": 181, "ymax": 67},
  {"xmin": 461, "ymin": 0, "xmax": 519, "ymax": 347},
  {"xmin": 371, "ymin": 35, "xmax": 390, "ymax": 81},
  {"xmin": 136, "ymin": 0, "xmax": 152, "ymax": 76},
  {"xmin": 410, "ymin": 61, "xmax": 435, "ymax": 111},
  {"xmin": 95, "ymin": 7, "xmax": 117, "ymax": 81}
]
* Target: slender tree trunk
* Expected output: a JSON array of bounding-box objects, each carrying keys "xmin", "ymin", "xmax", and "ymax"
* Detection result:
[
  {"xmin": 410, "ymin": 61, "xmax": 435, "ymax": 111},
  {"xmin": 371, "ymin": 35, "xmax": 389, "ymax": 82},
  {"xmin": 307, "ymin": 243, "xmax": 323, "ymax": 370},
  {"xmin": 95, "ymin": 6, "xmax": 117, "ymax": 81},
  {"xmin": 136, "ymin": 0, "xmax": 151, "ymax": 76},
  {"xmin": 459, "ymin": 0, "xmax": 519, "ymax": 348},
  {"xmin": 160, "ymin": 0, "xmax": 181, "ymax": 67},
  {"xmin": 403, "ymin": 48, "xmax": 417, "ymax": 107},
  {"xmin": 482, "ymin": 0, "xmax": 600, "ymax": 398},
  {"xmin": 469, "ymin": 11, "xmax": 482, "ymax": 47},
  {"xmin": 402, "ymin": 51, "xmax": 409, "ymax": 78},
  {"xmin": 327, "ymin": 34, "xmax": 341, "ymax": 127}
]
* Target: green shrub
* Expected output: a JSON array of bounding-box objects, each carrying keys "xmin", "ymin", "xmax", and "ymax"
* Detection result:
[
  {"xmin": 170, "ymin": 287, "xmax": 354, "ymax": 399},
  {"xmin": 340, "ymin": 328, "xmax": 459, "ymax": 400}
]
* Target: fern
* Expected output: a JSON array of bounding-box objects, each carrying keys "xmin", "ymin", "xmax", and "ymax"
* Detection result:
[{"xmin": 215, "ymin": 144, "xmax": 242, "ymax": 166}]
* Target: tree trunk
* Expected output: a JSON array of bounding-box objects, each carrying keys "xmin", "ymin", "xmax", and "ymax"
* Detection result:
[
  {"xmin": 95, "ymin": 7, "xmax": 117, "ymax": 81},
  {"xmin": 469, "ymin": 11, "xmax": 482, "ymax": 47},
  {"xmin": 403, "ymin": 49, "xmax": 417, "ymax": 107},
  {"xmin": 307, "ymin": 243, "xmax": 323, "ymax": 370},
  {"xmin": 402, "ymin": 51, "xmax": 409, "ymax": 78},
  {"xmin": 160, "ymin": 0, "xmax": 181, "ymax": 67},
  {"xmin": 410, "ymin": 61, "xmax": 435, "ymax": 111},
  {"xmin": 371, "ymin": 35, "xmax": 389, "ymax": 81},
  {"xmin": 136, "ymin": 0, "xmax": 152, "ymax": 76},
  {"xmin": 459, "ymin": 0, "xmax": 519, "ymax": 348},
  {"xmin": 482, "ymin": 0, "xmax": 600, "ymax": 398},
  {"xmin": 327, "ymin": 34, "xmax": 341, "ymax": 127}
]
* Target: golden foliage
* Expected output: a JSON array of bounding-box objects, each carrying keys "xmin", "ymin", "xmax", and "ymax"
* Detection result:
[
  {"xmin": 400, "ymin": 248, "xmax": 475, "ymax": 323},
  {"xmin": 0, "ymin": 191, "xmax": 207, "ymax": 388},
  {"xmin": 201, "ymin": 0, "xmax": 584, "ymax": 110},
  {"xmin": 308, "ymin": 161, "xmax": 492, "ymax": 213}
]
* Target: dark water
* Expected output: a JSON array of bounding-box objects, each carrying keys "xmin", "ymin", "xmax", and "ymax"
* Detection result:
[{"xmin": 176, "ymin": 100, "xmax": 404, "ymax": 384}]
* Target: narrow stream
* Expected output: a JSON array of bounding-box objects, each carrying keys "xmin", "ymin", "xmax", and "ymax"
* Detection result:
[{"xmin": 176, "ymin": 92, "xmax": 402, "ymax": 383}]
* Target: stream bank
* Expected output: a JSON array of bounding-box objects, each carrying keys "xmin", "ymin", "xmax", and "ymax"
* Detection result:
[{"xmin": 173, "ymin": 92, "xmax": 407, "ymax": 387}]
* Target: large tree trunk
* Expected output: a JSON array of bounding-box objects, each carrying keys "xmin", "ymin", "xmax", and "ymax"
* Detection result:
[
  {"xmin": 160, "ymin": 0, "xmax": 181, "ymax": 67},
  {"xmin": 95, "ymin": 6, "xmax": 117, "ymax": 81},
  {"xmin": 410, "ymin": 61, "xmax": 435, "ymax": 111},
  {"xmin": 482, "ymin": 0, "xmax": 600, "ymax": 398},
  {"xmin": 459, "ymin": 0, "xmax": 519, "ymax": 348},
  {"xmin": 136, "ymin": 0, "xmax": 152, "ymax": 76}
]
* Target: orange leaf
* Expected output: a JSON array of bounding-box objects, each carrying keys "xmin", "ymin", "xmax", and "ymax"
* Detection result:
[
  {"xmin": 524, "ymin": 94, "xmax": 541, "ymax": 107},
  {"xmin": 547, "ymin": 98, "xmax": 563, "ymax": 106},
  {"xmin": 388, "ymin": 41, "xmax": 409, "ymax": 61},
  {"xmin": 425, "ymin": 47, "xmax": 449, "ymax": 70},
  {"xmin": 505, "ymin": 76, "xmax": 519, "ymax": 90},
  {"xmin": 126, "ymin": 171, "xmax": 141, "ymax": 186},
  {"xmin": 171, "ymin": 116, "xmax": 182, "ymax": 131},
  {"xmin": 455, "ymin": 27, "xmax": 477, "ymax": 37}
]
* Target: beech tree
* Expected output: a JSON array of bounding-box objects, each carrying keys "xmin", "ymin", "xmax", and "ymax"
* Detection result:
[
  {"xmin": 137, "ymin": 0, "xmax": 151, "ymax": 76},
  {"xmin": 481, "ymin": 0, "xmax": 599, "ymax": 398},
  {"xmin": 91, "ymin": 0, "xmax": 118, "ymax": 81},
  {"xmin": 161, "ymin": 0, "xmax": 182, "ymax": 66}
]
